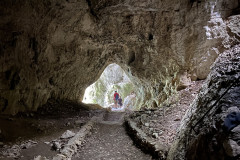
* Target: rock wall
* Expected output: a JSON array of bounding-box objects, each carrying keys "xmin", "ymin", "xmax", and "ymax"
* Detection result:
[
  {"xmin": 0, "ymin": 0, "xmax": 239, "ymax": 114},
  {"xmin": 167, "ymin": 44, "xmax": 240, "ymax": 159}
]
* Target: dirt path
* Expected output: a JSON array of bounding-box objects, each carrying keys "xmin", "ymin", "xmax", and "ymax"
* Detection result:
[{"xmin": 72, "ymin": 112, "xmax": 152, "ymax": 160}]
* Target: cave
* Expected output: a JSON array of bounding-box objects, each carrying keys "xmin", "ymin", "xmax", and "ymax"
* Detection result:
[{"xmin": 0, "ymin": 0, "xmax": 239, "ymax": 159}]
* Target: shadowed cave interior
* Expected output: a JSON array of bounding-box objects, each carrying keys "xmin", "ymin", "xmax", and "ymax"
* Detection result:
[{"xmin": 0, "ymin": 0, "xmax": 240, "ymax": 159}]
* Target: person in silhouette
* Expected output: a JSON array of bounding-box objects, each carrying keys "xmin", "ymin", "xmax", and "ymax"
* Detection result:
[
  {"xmin": 118, "ymin": 97, "xmax": 122, "ymax": 107},
  {"xmin": 114, "ymin": 91, "xmax": 119, "ymax": 108}
]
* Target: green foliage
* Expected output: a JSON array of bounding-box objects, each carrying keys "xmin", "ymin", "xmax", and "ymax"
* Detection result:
[
  {"xmin": 121, "ymin": 83, "xmax": 134, "ymax": 99},
  {"xmin": 92, "ymin": 79, "xmax": 106, "ymax": 106},
  {"xmin": 114, "ymin": 85, "xmax": 121, "ymax": 89},
  {"xmin": 84, "ymin": 64, "xmax": 136, "ymax": 107}
]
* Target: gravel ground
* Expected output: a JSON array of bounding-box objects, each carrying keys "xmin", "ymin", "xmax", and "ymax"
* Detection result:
[{"xmin": 73, "ymin": 112, "xmax": 152, "ymax": 160}]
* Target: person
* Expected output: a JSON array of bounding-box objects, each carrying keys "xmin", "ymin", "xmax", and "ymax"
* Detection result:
[
  {"xmin": 118, "ymin": 97, "xmax": 122, "ymax": 107},
  {"xmin": 114, "ymin": 91, "xmax": 119, "ymax": 108}
]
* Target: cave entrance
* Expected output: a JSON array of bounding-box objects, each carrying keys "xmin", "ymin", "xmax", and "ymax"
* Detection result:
[{"xmin": 82, "ymin": 63, "xmax": 136, "ymax": 110}]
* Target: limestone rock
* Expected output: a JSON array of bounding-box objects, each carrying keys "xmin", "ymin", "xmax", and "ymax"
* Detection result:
[
  {"xmin": 231, "ymin": 125, "xmax": 240, "ymax": 143},
  {"xmin": 176, "ymin": 71, "xmax": 191, "ymax": 91},
  {"xmin": 20, "ymin": 140, "xmax": 37, "ymax": 149},
  {"xmin": 226, "ymin": 107, "xmax": 240, "ymax": 114},
  {"xmin": 168, "ymin": 45, "xmax": 240, "ymax": 160},
  {"xmin": 60, "ymin": 130, "xmax": 75, "ymax": 139},
  {"xmin": 0, "ymin": 0, "xmax": 239, "ymax": 114},
  {"xmin": 52, "ymin": 142, "xmax": 61, "ymax": 151},
  {"xmin": 74, "ymin": 120, "xmax": 84, "ymax": 125},
  {"xmin": 223, "ymin": 139, "xmax": 240, "ymax": 157},
  {"xmin": 2, "ymin": 144, "xmax": 21, "ymax": 158},
  {"xmin": 190, "ymin": 73, "xmax": 198, "ymax": 81},
  {"xmin": 152, "ymin": 133, "xmax": 158, "ymax": 138},
  {"xmin": 34, "ymin": 155, "xmax": 49, "ymax": 160}
]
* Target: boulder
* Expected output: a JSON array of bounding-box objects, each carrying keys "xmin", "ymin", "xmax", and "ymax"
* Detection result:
[
  {"xmin": 61, "ymin": 130, "xmax": 75, "ymax": 139},
  {"xmin": 223, "ymin": 139, "xmax": 240, "ymax": 157}
]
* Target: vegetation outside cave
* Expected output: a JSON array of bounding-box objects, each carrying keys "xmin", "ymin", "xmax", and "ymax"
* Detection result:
[{"xmin": 82, "ymin": 63, "xmax": 136, "ymax": 109}]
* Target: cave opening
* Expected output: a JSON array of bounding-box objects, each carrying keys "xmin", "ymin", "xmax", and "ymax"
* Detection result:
[{"xmin": 82, "ymin": 63, "xmax": 136, "ymax": 111}]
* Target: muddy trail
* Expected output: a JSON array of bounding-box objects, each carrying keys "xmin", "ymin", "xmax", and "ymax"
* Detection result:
[{"xmin": 73, "ymin": 112, "xmax": 152, "ymax": 160}]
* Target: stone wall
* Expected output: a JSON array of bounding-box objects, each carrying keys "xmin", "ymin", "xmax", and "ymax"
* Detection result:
[{"xmin": 0, "ymin": 0, "xmax": 239, "ymax": 114}]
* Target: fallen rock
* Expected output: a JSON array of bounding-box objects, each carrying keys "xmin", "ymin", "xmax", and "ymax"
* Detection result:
[
  {"xmin": 20, "ymin": 140, "xmax": 37, "ymax": 149},
  {"xmin": 226, "ymin": 107, "xmax": 240, "ymax": 115},
  {"xmin": 2, "ymin": 145, "xmax": 21, "ymax": 158},
  {"xmin": 231, "ymin": 125, "xmax": 240, "ymax": 142},
  {"xmin": 34, "ymin": 155, "xmax": 49, "ymax": 160},
  {"xmin": 177, "ymin": 71, "xmax": 191, "ymax": 91},
  {"xmin": 223, "ymin": 139, "xmax": 240, "ymax": 157},
  {"xmin": 61, "ymin": 130, "xmax": 75, "ymax": 139},
  {"xmin": 52, "ymin": 154, "xmax": 68, "ymax": 160},
  {"xmin": 152, "ymin": 133, "xmax": 158, "ymax": 138},
  {"xmin": 190, "ymin": 73, "xmax": 198, "ymax": 81},
  {"xmin": 53, "ymin": 120, "xmax": 94, "ymax": 159},
  {"xmin": 75, "ymin": 120, "xmax": 84, "ymax": 125},
  {"xmin": 44, "ymin": 142, "xmax": 50, "ymax": 145},
  {"xmin": 174, "ymin": 118, "xmax": 181, "ymax": 121},
  {"xmin": 52, "ymin": 142, "xmax": 61, "ymax": 151},
  {"xmin": 7, "ymin": 118, "xmax": 14, "ymax": 121}
]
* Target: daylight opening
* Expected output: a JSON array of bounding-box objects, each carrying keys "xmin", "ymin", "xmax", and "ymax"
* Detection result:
[{"xmin": 82, "ymin": 63, "xmax": 136, "ymax": 111}]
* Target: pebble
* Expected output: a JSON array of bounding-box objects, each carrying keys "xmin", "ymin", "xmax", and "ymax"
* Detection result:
[
  {"xmin": 34, "ymin": 155, "xmax": 49, "ymax": 160},
  {"xmin": 152, "ymin": 133, "xmax": 159, "ymax": 138},
  {"xmin": 61, "ymin": 130, "xmax": 75, "ymax": 139},
  {"xmin": 75, "ymin": 120, "xmax": 84, "ymax": 125},
  {"xmin": 20, "ymin": 140, "xmax": 37, "ymax": 149},
  {"xmin": 145, "ymin": 123, "xmax": 149, "ymax": 127},
  {"xmin": 52, "ymin": 142, "xmax": 61, "ymax": 150},
  {"xmin": 174, "ymin": 118, "xmax": 181, "ymax": 121},
  {"xmin": 7, "ymin": 118, "xmax": 14, "ymax": 121},
  {"xmin": 150, "ymin": 120, "xmax": 158, "ymax": 123}
]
